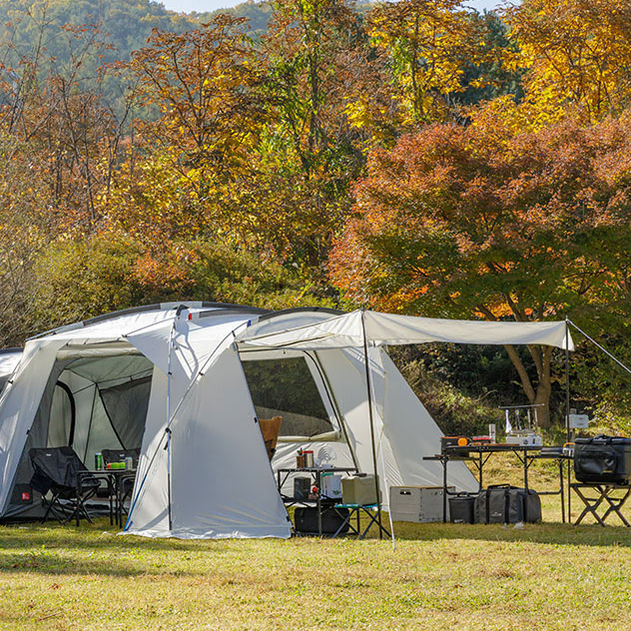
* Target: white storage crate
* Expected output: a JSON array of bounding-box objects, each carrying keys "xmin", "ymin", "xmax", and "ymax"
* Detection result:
[
  {"xmin": 389, "ymin": 486, "xmax": 454, "ymax": 523},
  {"xmin": 320, "ymin": 472, "xmax": 343, "ymax": 501}
]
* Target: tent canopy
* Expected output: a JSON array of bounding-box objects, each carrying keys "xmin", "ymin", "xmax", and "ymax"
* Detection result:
[{"xmin": 238, "ymin": 310, "xmax": 574, "ymax": 351}]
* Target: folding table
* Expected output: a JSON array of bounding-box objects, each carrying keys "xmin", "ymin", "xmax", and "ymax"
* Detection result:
[{"xmin": 331, "ymin": 503, "xmax": 390, "ymax": 539}]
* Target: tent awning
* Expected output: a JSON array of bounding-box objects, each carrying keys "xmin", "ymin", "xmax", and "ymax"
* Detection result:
[{"xmin": 238, "ymin": 310, "xmax": 574, "ymax": 351}]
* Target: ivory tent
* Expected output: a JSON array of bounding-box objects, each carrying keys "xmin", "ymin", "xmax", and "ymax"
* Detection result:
[
  {"xmin": 0, "ymin": 349, "xmax": 21, "ymax": 394},
  {"xmin": 0, "ymin": 303, "xmax": 573, "ymax": 538}
]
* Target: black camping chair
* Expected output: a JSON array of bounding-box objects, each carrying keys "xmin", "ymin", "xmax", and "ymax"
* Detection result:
[{"xmin": 29, "ymin": 447, "xmax": 101, "ymax": 524}]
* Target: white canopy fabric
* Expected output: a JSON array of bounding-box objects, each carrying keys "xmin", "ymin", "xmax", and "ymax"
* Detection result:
[
  {"xmin": 0, "ymin": 304, "xmax": 292, "ymax": 538},
  {"xmin": 238, "ymin": 310, "xmax": 574, "ymax": 351},
  {"xmin": 124, "ymin": 311, "xmax": 290, "ymax": 538}
]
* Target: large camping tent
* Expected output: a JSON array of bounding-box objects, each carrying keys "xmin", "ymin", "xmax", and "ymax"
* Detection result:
[{"xmin": 0, "ymin": 303, "xmax": 573, "ymax": 538}]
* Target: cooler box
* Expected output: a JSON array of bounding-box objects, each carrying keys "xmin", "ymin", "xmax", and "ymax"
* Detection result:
[
  {"xmin": 342, "ymin": 474, "xmax": 379, "ymax": 505},
  {"xmin": 389, "ymin": 486, "xmax": 454, "ymax": 523}
]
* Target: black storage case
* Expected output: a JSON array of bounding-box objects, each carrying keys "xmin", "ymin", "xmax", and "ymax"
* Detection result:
[
  {"xmin": 474, "ymin": 485, "xmax": 541, "ymax": 524},
  {"xmin": 441, "ymin": 436, "xmax": 471, "ymax": 456},
  {"xmin": 293, "ymin": 477, "xmax": 311, "ymax": 501},
  {"xmin": 574, "ymin": 435, "xmax": 631, "ymax": 484},
  {"xmin": 449, "ymin": 493, "xmax": 477, "ymax": 524},
  {"xmin": 293, "ymin": 506, "xmax": 350, "ymax": 535}
]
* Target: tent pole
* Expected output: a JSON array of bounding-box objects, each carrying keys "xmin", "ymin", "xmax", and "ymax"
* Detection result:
[
  {"xmin": 565, "ymin": 317, "xmax": 571, "ymax": 523},
  {"xmin": 165, "ymin": 309, "xmax": 184, "ymax": 532},
  {"xmin": 565, "ymin": 317, "xmax": 571, "ymax": 443},
  {"xmin": 361, "ymin": 310, "xmax": 384, "ymax": 539}
]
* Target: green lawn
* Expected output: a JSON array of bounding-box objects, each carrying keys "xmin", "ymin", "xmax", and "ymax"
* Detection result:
[{"xmin": 2, "ymin": 456, "xmax": 631, "ymax": 631}]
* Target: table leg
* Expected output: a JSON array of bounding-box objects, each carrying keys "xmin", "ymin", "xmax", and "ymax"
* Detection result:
[
  {"xmin": 442, "ymin": 457, "xmax": 448, "ymax": 523},
  {"xmin": 559, "ymin": 460, "xmax": 565, "ymax": 524}
]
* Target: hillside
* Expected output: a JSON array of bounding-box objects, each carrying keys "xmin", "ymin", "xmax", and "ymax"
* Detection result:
[{"xmin": 0, "ymin": 0, "xmax": 271, "ymax": 70}]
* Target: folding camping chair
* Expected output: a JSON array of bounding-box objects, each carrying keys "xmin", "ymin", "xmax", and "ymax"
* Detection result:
[
  {"xmin": 258, "ymin": 417, "xmax": 282, "ymax": 461},
  {"xmin": 29, "ymin": 447, "xmax": 101, "ymax": 524}
]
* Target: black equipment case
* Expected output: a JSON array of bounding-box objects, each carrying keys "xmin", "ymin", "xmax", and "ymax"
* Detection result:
[
  {"xmin": 574, "ymin": 435, "xmax": 631, "ymax": 484},
  {"xmin": 449, "ymin": 493, "xmax": 477, "ymax": 524},
  {"xmin": 474, "ymin": 485, "xmax": 541, "ymax": 524},
  {"xmin": 293, "ymin": 506, "xmax": 350, "ymax": 535}
]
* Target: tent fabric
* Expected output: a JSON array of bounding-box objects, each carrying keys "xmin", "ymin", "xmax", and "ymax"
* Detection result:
[
  {"xmin": 99, "ymin": 376, "xmax": 152, "ymax": 450},
  {"xmin": 238, "ymin": 310, "xmax": 574, "ymax": 351},
  {"xmin": 0, "ymin": 350, "xmax": 21, "ymax": 393},
  {"xmin": 124, "ymin": 312, "xmax": 290, "ymax": 539},
  {"xmin": 0, "ymin": 303, "xmax": 570, "ymax": 538}
]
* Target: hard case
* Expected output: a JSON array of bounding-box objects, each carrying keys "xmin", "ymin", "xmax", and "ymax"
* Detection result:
[{"xmin": 574, "ymin": 435, "xmax": 631, "ymax": 484}]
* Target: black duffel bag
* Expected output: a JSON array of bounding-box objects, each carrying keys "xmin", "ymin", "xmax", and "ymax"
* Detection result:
[
  {"xmin": 574, "ymin": 435, "xmax": 631, "ymax": 484},
  {"xmin": 474, "ymin": 484, "xmax": 541, "ymax": 524},
  {"xmin": 294, "ymin": 506, "xmax": 349, "ymax": 535}
]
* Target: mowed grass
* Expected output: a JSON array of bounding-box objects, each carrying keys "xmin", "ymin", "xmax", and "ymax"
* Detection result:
[{"xmin": 1, "ymin": 455, "xmax": 631, "ymax": 631}]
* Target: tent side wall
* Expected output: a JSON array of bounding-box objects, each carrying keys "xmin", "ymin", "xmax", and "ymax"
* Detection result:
[
  {"xmin": 376, "ymin": 349, "xmax": 477, "ymax": 491},
  {"xmin": 170, "ymin": 346, "xmax": 291, "ymax": 538},
  {"xmin": 125, "ymin": 319, "xmax": 292, "ymax": 539},
  {"xmin": 314, "ymin": 347, "xmax": 478, "ymax": 504},
  {"xmin": 0, "ymin": 340, "xmax": 66, "ymax": 517}
]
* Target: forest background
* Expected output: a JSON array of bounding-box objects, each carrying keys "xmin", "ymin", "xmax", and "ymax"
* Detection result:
[{"xmin": 1, "ymin": 0, "xmax": 631, "ymax": 435}]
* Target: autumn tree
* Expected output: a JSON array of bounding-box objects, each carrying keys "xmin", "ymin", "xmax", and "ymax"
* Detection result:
[
  {"xmin": 255, "ymin": 0, "xmax": 378, "ymax": 269},
  {"xmin": 505, "ymin": 0, "xmax": 631, "ymax": 124},
  {"xmin": 330, "ymin": 111, "xmax": 631, "ymax": 426},
  {"xmin": 0, "ymin": 11, "xmax": 130, "ymax": 234},
  {"xmin": 365, "ymin": 0, "xmax": 492, "ymax": 125}
]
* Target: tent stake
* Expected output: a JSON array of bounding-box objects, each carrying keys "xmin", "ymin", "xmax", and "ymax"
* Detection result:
[{"xmin": 361, "ymin": 310, "xmax": 384, "ymax": 539}]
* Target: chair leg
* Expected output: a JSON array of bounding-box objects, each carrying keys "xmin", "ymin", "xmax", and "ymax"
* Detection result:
[
  {"xmin": 42, "ymin": 491, "xmax": 70, "ymax": 525},
  {"xmin": 68, "ymin": 488, "xmax": 99, "ymax": 525}
]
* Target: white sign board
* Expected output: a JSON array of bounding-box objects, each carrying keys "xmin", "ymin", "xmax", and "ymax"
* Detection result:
[{"xmin": 568, "ymin": 413, "xmax": 589, "ymax": 429}]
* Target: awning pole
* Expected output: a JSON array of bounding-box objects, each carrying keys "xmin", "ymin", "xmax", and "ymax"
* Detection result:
[
  {"xmin": 361, "ymin": 310, "xmax": 384, "ymax": 539},
  {"xmin": 565, "ymin": 317, "xmax": 571, "ymax": 443},
  {"xmin": 165, "ymin": 314, "xmax": 179, "ymax": 532},
  {"xmin": 565, "ymin": 317, "xmax": 571, "ymax": 523}
]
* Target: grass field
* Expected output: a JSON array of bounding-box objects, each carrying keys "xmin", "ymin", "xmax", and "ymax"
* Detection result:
[{"xmin": 2, "ymin": 455, "xmax": 631, "ymax": 631}]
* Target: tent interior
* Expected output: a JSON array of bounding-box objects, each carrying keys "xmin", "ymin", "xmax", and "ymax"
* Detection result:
[{"xmin": 5, "ymin": 347, "xmax": 154, "ymax": 519}]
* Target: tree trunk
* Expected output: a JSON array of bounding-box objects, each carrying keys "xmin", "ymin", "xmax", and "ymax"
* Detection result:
[{"xmin": 503, "ymin": 344, "xmax": 553, "ymax": 429}]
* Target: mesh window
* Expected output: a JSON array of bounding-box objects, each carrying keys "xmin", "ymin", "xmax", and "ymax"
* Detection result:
[{"xmin": 242, "ymin": 357, "xmax": 334, "ymax": 438}]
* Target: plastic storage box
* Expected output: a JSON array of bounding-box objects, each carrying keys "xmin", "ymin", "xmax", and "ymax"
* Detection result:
[
  {"xmin": 389, "ymin": 486, "xmax": 454, "ymax": 523},
  {"xmin": 341, "ymin": 474, "xmax": 379, "ymax": 505}
]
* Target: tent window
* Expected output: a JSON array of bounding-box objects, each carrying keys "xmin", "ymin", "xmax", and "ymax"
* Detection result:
[
  {"xmin": 47, "ymin": 381, "xmax": 77, "ymax": 448},
  {"xmin": 242, "ymin": 357, "xmax": 334, "ymax": 438},
  {"xmin": 98, "ymin": 376, "xmax": 152, "ymax": 450}
]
